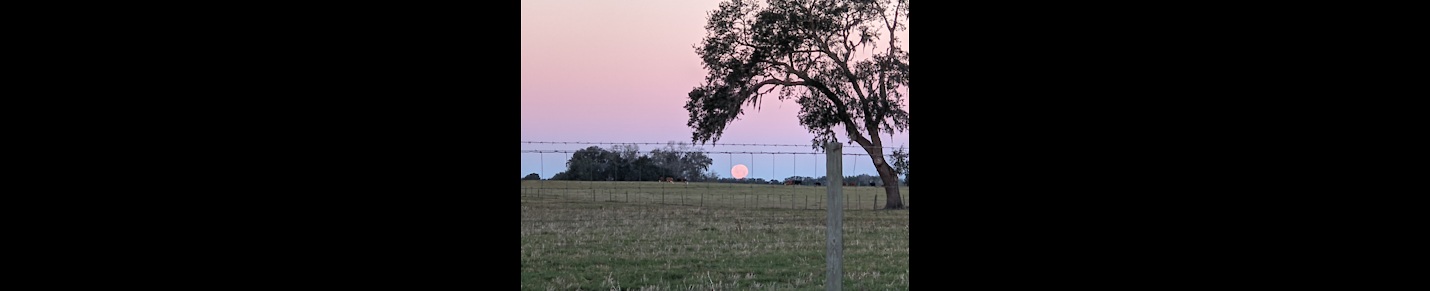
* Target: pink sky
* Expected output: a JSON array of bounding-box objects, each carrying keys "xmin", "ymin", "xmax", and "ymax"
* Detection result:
[{"xmin": 521, "ymin": 0, "xmax": 908, "ymax": 179}]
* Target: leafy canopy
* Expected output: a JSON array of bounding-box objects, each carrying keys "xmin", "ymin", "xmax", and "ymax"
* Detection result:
[{"xmin": 687, "ymin": 0, "xmax": 909, "ymax": 149}]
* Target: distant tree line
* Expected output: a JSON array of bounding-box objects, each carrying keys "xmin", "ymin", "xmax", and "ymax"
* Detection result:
[
  {"xmin": 535, "ymin": 142, "xmax": 909, "ymax": 186},
  {"xmin": 770, "ymin": 174, "xmax": 902, "ymax": 186},
  {"xmin": 678, "ymin": 174, "xmax": 905, "ymax": 186},
  {"xmin": 549, "ymin": 142, "xmax": 715, "ymax": 181}
]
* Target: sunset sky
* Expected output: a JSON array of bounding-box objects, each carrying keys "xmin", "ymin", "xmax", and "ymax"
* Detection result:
[{"xmin": 521, "ymin": 0, "xmax": 909, "ymax": 180}]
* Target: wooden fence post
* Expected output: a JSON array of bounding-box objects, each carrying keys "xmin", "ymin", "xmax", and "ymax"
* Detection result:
[{"xmin": 825, "ymin": 142, "xmax": 843, "ymax": 291}]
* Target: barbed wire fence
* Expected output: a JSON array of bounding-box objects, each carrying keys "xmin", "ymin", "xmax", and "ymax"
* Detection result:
[
  {"xmin": 520, "ymin": 139, "xmax": 909, "ymax": 230},
  {"xmin": 520, "ymin": 141, "xmax": 912, "ymax": 289},
  {"xmin": 520, "ymin": 141, "xmax": 909, "ymax": 210}
]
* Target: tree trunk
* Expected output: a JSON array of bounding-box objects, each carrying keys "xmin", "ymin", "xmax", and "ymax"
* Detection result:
[
  {"xmin": 863, "ymin": 146, "xmax": 905, "ymax": 209},
  {"xmin": 875, "ymin": 162, "xmax": 905, "ymax": 209}
]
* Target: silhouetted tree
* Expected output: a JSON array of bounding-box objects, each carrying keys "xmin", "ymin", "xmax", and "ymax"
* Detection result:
[
  {"xmin": 550, "ymin": 171, "xmax": 571, "ymax": 180},
  {"xmin": 649, "ymin": 142, "xmax": 714, "ymax": 180},
  {"xmin": 522, "ymin": 173, "xmax": 541, "ymax": 180},
  {"xmin": 550, "ymin": 143, "xmax": 715, "ymax": 181},
  {"xmin": 562, "ymin": 146, "xmax": 614, "ymax": 181},
  {"xmin": 890, "ymin": 145, "xmax": 908, "ymax": 186},
  {"xmin": 610, "ymin": 144, "xmax": 642, "ymax": 181},
  {"xmin": 686, "ymin": 0, "xmax": 909, "ymax": 209}
]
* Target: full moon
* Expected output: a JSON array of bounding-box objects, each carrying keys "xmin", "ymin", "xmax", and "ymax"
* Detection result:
[{"xmin": 731, "ymin": 164, "xmax": 749, "ymax": 179}]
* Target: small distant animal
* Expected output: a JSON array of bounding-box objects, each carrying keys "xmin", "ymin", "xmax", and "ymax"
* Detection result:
[{"xmin": 814, "ymin": 182, "xmax": 822, "ymax": 186}]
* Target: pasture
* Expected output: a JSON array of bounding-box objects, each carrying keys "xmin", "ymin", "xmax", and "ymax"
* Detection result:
[{"xmin": 520, "ymin": 180, "xmax": 910, "ymax": 290}]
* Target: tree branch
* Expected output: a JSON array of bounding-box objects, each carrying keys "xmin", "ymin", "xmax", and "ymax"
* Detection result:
[
  {"xmin": 754, "ymin": 78, "xmax": 805, "ymax": 87},
  {"xmin": 778, "ymin": 69, "xmax": 870, "ymax": 144}
]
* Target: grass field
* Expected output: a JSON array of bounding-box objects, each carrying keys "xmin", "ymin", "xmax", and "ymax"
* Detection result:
[
  {"xmin": 521, "ymin": 180, "xmax": 910, "ymax": 290},
  {"xmin": 520, "ymin": 180, "xmax": 909, "ymax": 210}
]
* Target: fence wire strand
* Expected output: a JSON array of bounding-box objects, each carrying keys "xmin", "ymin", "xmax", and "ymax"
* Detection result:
[{"xmin": 522, "ymin": 140, "xmax": 905, "ymax": 149}]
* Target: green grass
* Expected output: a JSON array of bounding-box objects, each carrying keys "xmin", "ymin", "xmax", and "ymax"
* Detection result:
[
  {"xmin": 519, "ymin": 180, "xmax": 909, "ymax": 210},
  {"xmin": 521, "ymin": 181, "xmax": 910, "ymax": 290}
]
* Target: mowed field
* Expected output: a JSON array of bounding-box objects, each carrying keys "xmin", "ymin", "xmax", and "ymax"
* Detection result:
[{"xmin": 521, "ymin": 180, "xmax": 910, "ymax": 290}]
